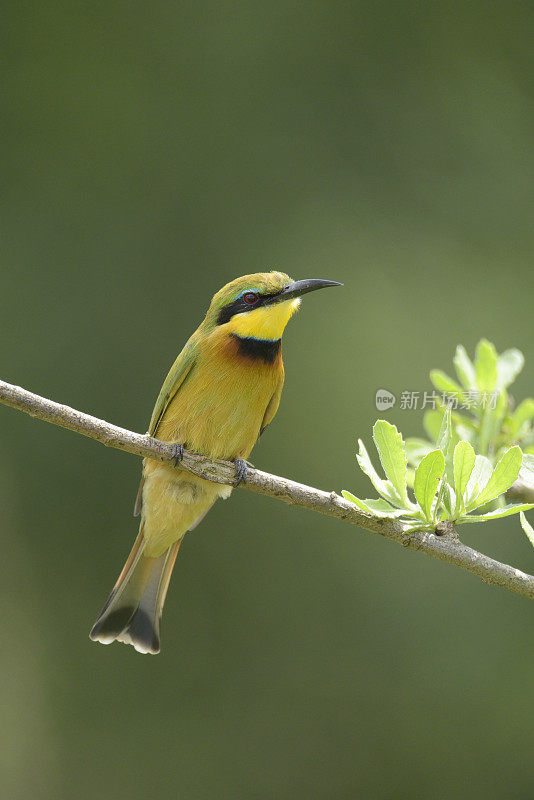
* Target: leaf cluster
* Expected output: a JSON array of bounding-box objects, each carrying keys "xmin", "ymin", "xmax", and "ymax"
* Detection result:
[
  {"xmin": 407, "ymin": 340, "xmax": 534, "ymax": 473},
  {"xmin": 342, "ymin": 418, "xmax": 533, "ymax": 531},
  {"xmin": 342, "ymin": 339, "xmax": 534, "ymax": 534}
]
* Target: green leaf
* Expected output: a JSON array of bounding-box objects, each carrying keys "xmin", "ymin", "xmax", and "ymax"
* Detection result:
[
  {"xmin": 467, "ymin": 446, "xmax": 523, "ymax": 510},
  {"xmin": 341, "ymin": 491, "xmax": 408, "ymax": 518},
  {"xmin": 459, "ymin": 503, "xmax": 534, "ymax": 523},
  {"xmin": 453, "ymin": 441, "xmax": 476, "ymax": 513},
  {"xmin": 496, "ymin": 348, "xmax": 524, "ymax": 390},
  {"xmin": 436, "ymin": 407, "xmax": 453, "ymax": 454},
  {"xmin": 405, "ymin": 437, "xmax": 433, "ymax": 468},
  {"xmin": 414, "ymin": 449, "xmax": 445, "ymax": 522},
  {"xmin": 455, "ymin": 422, "xmax": 476, "ymax": 443},
  {"xmin": 519, "ymin": 453, "xmax": 534, "ymax": 484},
  {"xmin": 520, "ymin": 511, "xmax": 534, "ymax": 546},
  {"xmin": 478, "ymin": 389, "xmax": 507, "ymax": 457},
  {"xmin": 436, "ymin": 406, "xmax": 457, "ymax": 489},
  {"xmin": 475, "ymin": 339, "xmax": 498, "ymax": 393},
  {"xmin": 465, "ymin": 454, "xmax": 493, "ymax": 507},
  {"xmin": 423, "ymin": 409, "xmax": 444, "ymax": 442},
  {"xmin": 429, "ymin": 370, "xmax": 464, "ymax": 398},
  {"xmin": 453, "ymin": 345, "xmax": 476, "ymax": 390},
  {"xmin": 356, "ymin": 439, "xmax": 403, "ymax": 505},
  {"xmin": 512, "ymin": 398, "xmax": 534, "ymax": 434},
  {"xmin": 402, "ymin": 521, "xmax": 431, "ymax": 533},
  {"xmin": 372, "ymin": 421, "xmax": 408, "ymax": 505},
  {"xmin": 440, "ymin": 482, "xmax": 456, "ymax": 518}
]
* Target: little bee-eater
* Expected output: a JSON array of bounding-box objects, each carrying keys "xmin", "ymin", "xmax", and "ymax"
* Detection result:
[{"xmin": 90, "ymin": 272, "xmax": 341, "ymax": 653}]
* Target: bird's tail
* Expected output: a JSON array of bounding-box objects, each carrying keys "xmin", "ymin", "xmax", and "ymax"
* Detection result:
[{"xmin": 89, "ymin": 530, "xmax": 181, "ymax": 654}]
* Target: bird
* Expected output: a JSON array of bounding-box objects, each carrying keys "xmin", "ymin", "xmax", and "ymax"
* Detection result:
[{"xmin": 89, "ymin": 271, "xmax": 341, "ymax": 654}]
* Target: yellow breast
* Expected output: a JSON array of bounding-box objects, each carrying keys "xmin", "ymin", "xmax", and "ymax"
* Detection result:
[{"xmin": 156, "ymin": 328, "xmax": 283, "ymax": 460}]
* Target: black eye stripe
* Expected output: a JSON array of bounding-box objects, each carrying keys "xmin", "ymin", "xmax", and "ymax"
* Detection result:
[{"xmin": 217, "ymin": 291, "xmax": 268, "ymax": 325}]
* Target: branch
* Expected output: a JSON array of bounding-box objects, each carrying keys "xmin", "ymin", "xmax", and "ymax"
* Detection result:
[{"xmin": 1, "ymin": 377, "xmax": 534, "ymax": 600}]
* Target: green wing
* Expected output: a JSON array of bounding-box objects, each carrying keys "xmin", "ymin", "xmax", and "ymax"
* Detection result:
[
  {"xmin": 147, "ymin": 337, "xmax": 198, "ymax": 436},
  {"xmin": 134, "ymin": 338, "xmax": 198, "ymax": 516},
  {"xmin": 259, "ymin": 372, "xmax": 285, "ymax": 437}
]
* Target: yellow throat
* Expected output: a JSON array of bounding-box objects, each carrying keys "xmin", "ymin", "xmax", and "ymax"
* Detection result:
[{"xmin": 227, "ymin": 298, "xmax": 301, "ymax": 340}]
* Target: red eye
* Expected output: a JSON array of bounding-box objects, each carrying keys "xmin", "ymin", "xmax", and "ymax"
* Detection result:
[{"xmin": 243, "ymin": 292, "xmax": 259, "ymax": 305}]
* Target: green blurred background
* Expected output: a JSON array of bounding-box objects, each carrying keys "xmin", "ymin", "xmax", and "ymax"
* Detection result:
[{"xmin": 1, "ymin": 2, "xmax": 533, "ymax": 798}]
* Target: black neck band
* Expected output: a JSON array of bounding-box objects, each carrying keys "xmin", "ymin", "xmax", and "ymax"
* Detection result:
[{"xmin": 232, "ymin": 334, "xmax": 281, "ymax": 364}]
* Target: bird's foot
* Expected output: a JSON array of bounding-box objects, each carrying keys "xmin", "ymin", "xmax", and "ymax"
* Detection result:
[
  {"xmin": 233, "ymin": 458, "xmax": 248, "ymax": 486},
  {"xmin": 171, "ymin": 443, "xmax": 184, "ymax": 467}
]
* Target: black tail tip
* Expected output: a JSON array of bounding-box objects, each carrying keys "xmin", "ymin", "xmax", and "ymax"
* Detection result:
[
  {"xmin": 90, "ymin": 605, "xmax": 136, "ymax": 642},
  {"xmin": 90, "ymin": 607, "xmax": 161, "ymax": 655},
  {"xmin": 121, "ymin": 609, "xmax": 161, "ymax": 654}
]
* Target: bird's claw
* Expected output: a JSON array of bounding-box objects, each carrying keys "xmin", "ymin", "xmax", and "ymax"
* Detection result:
[
  {"xmin": 171, "ymin": 443, "xmax": 184, "ymax": 467},
  {"xmin": 234, "ymin": 458, "xmax": 248, "ymax": 486}
]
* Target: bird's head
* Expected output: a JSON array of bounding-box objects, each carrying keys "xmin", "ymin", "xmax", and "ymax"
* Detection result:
[{"xmin": 204, "ymin": 271, "xmax": 342, "ymax": 341}]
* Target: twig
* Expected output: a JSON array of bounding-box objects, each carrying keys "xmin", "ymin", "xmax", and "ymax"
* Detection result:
[{"xmin": 1, "ymin": 377, "xmax": 534, "ymax": 600}]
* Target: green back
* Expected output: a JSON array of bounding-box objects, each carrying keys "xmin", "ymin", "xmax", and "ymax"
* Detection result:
[{"xmin": 147, "ymin": 337, "xmax": 199, "ymax": 436}]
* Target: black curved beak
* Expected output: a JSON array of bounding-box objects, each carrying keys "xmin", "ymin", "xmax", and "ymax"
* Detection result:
[{"xmin": 266, "ymin": 278, "xmax": 343, "ymax": 304}]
